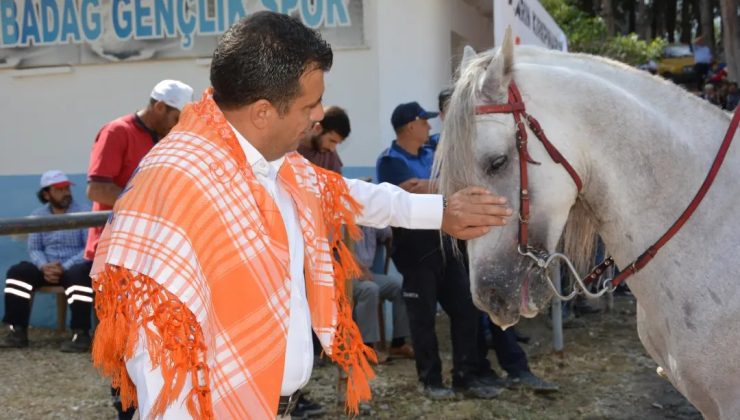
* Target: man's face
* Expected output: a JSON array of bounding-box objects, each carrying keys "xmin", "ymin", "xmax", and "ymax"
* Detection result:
[
  {"xmin": 317, "ymin": 130, "xmax": 344, "ymax": 152},
  {"xmin": 406, "ymin": 117, "xmax": 431, "ymax": 143},
  {"xmin": 269, "ymin": 68, "xmax": 325, "ymax": 157},
  {"xmin": 153, "ymin": 102, "xmax": 182, "ymax": 137},
  {"xmin": 45, "ymin": 185, "xmax": 72, "ymax": 209}
]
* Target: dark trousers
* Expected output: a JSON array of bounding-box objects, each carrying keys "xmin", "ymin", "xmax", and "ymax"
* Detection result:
[
  {"xmin": 477, "ymin": 314, "xmax": 529, "ymax": 376},
  {"xmin": 3, "ymin": 260, "xmax": 93, "ymax": 330},
  {"xmin": 398, "ymin": 252, "xmax": 480, "ymax": 387}
]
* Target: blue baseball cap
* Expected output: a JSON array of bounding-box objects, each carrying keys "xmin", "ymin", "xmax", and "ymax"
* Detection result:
[{"xmin": 391, "ymin": 102, "xmax": 439, "ymax": 130}]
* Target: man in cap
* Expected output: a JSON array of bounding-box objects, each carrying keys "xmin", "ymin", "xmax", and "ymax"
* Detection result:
[
  {"xmin": 378, "ymin": 102, "xmax": 439, "ymax": 194},
  {"xmin": 377, "ymin": 101, "xmax": 503, "ymax": 400},
  {"xmin": 85, "ymin": 79, "xmax": 194, "ymax": 262},
  {"xmin": 84, "ymin": 79, "xmax": 193, "ymax": 420},
  {"xmin": 1, "ymin": 171, "xmax": 92, "ymax": 352}
]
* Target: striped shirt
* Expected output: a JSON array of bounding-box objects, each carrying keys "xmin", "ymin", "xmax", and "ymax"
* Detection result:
[{"xmin": 28, "ymin": 201, "xmax": 88, "ymax": 270}]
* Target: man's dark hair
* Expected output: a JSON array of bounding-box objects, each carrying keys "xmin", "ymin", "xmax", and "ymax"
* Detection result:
[
  {"xmin": 37, "ymin": 187, "xmax": 49, "ymax": 204},
  {"xmin": 211, "ymin": 11, "xmax": 333, "ymax": 113},
  {"xmin": 438, "ymin": 87, "xmax": 453, "ymax": 114},
  {"xmin": 319, "ymin": 106, "xmax": 351, "ymax": 138}
]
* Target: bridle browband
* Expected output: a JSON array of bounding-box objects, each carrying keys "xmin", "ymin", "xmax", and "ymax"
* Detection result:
[{"xmin": 475, "ymin": 81, "xmax": 740, "ymax": 296}]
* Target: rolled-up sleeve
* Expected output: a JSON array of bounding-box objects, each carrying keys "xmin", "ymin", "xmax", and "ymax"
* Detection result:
[{"xmin": 345, "ymin": 178, "xmax": 443, "ymax": 230}]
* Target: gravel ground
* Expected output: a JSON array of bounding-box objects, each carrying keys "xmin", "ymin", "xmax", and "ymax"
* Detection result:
[{"xmin": 0, "ymin": 295, "xmax": 701, "ymax": 419}]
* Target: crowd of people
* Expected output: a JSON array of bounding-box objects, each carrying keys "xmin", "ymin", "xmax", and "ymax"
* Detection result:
[
  {"xmin": 690, "ymin": 36, "xmax": 738, "ymax": 111},
  {"xmin": 700, "ymin": 78, "xmax": 739, "ymax": 111}
]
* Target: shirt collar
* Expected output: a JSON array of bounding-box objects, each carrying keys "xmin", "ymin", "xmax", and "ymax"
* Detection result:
[
  {"xmin": 133, "ymin": 113, "xmax": 161, "ymax": 143},
  {"xmin": 391, "ymin": 140, "xmax": 426, "ymax": 159},
  {"xmin": 228, "ymin": 123, "xmax": 285, "ymax": 180}
]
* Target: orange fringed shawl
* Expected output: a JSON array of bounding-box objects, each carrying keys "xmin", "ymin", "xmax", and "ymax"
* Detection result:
[{"xmin": 90, "ymin": 90, "xmax": 376, "ymax": 419}]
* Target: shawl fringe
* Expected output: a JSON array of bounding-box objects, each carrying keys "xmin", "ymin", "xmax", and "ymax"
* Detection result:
[
  {"xmin": 92, "ymin": 266, "xmax": 213, "ymax": 419},
  {"xmin": 316, "ymin": 168, "xmax": 377, "ymax": 415}
]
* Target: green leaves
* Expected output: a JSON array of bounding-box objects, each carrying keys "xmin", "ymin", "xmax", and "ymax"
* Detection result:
[{"xmin": 541, "ymin": 0, "xmax": 666, "ymax": 66}]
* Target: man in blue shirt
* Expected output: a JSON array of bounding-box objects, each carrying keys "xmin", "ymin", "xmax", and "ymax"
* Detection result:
[
  {"xmin": 1, "ymin": 170, "xmax": 94, "ymax": 352},
  {"xmin": 377, "ymin": 102, "xmax": 437, "ymax": 189},
  {"xmin": 377, "ymin": 102, "xmax": 502, "ymax": 400}
]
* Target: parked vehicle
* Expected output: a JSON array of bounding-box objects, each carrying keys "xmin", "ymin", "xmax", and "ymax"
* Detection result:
[{"xmin": 656, "ymin": 44, "xmax": 698, "ymax": 84}]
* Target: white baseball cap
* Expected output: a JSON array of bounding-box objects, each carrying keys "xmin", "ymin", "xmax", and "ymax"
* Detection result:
[
  {"xmin": 150, "ymin": 79, "xmax": 194, "ymax": 111},
  {"xmin": 40, "ymin": 170, "xmax": 73, "ymax": 188}
]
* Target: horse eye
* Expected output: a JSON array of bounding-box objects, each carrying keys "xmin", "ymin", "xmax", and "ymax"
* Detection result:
[{"xmin": 486, "ymin": 155, "xmax": 508, "ymax": 176}]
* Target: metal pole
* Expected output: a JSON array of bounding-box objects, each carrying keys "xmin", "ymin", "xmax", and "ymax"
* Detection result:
[
  {"xmin": 0, "ymin": 211, "xmax": 111, "ymax": 236},
  {"xmin": 551, "ymin": 262, "xmax": 564, "ymax": 352}
]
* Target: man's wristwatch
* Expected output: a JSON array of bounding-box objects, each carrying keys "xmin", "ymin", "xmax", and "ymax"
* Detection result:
[{"xmin": 442, "ymin": 195, "xmax": 448, "ymax": 210}]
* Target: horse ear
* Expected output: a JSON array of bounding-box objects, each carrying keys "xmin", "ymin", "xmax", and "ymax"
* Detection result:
[
  {"xmin": 481, "ymin": 27, "xmax": 515, "ymax": 103},
  {"xmin": 461, "ymin": 45, "xmax": 477, "ymax": 73},
  {"xmin": 501, "ymin": 26, "xmax": 514, "ymax": 73}
]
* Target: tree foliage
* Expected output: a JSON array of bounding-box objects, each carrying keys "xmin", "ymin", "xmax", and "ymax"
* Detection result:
[{"xmin": 541, "ymin": 0, "xmax": 666, "ymax": 65}]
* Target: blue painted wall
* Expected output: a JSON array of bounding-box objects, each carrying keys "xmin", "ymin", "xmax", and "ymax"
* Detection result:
[{"xmin": 0, "ymin": 167, "xmax": 376, "ymax": 328}]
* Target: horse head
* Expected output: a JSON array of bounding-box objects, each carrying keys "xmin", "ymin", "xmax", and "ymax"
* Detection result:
[{"xmin": 436, "ymin": 30, "xmax": 585, "ymax": 329}]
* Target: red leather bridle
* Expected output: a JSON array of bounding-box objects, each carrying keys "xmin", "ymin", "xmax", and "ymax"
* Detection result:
[
  {"xmin": 475, "ymin": 81, "xmax": 740, "ymax": 288},
  {"xmin": 475, "ymin": 82, "xmax": 582, "ymax": 252}
]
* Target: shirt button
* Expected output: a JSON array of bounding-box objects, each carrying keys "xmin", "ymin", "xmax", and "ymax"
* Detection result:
[{"xmin": 255, "ymin": 161, "xmax": 268, "ymax": 174}]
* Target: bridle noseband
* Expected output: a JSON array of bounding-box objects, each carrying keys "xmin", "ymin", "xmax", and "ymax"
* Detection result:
[{"xmin": 473, "ymin": 81, "xmax": 740, "ymax": 300}]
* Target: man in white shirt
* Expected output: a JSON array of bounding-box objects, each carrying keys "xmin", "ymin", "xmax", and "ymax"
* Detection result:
[{"xmin": 93, "ymin": 12, "xmax": 513, "ymax": 419}]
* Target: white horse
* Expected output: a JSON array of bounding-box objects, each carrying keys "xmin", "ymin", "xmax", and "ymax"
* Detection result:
[{"xmin": 435, "ymin": 31, "xmax": 740, "ymax": 419}]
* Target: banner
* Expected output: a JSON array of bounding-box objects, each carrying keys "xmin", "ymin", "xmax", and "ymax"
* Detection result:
[
  {"xmin": 493, "ymin": 0, "xmax": 567, "ymax": 51},
  {"xmin": 0, "ymin": 0, "xmax": 363, "ymax": 68}
]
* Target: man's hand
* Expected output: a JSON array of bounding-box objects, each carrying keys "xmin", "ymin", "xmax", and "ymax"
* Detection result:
[
  {"xmin": 358, "ymin": 266, "xmax": 374, "ymax": 281},
  {"xmin": 441, "ymin": 187, "xmax": 512, "ymax": 240},
  {"xmin": 399, "ymin": 178, "xmax": 434, "ymax": 194},
  {"xmin": 398, "ymin": 178, "xmax": 421, "ymax": 192},
  {"xmin": 41, "ymin": 262, "xmax": 63, "ymax": 283}
]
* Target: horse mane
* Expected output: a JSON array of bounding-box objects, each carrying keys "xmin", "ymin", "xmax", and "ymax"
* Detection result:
[
  {"xmin": 562, "ymin": 199, "xmax": 599, "ymax": 277},
  {"xmin": 433, "ymin": 50, "xmax": 496, "ymax": 197},
  {"xmin": 515, "ymin": 46, "xmax": 730, "ymax": 119}
]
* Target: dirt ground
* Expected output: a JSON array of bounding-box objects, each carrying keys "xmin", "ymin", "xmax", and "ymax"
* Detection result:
[{"xmin": 0, "ymin": 294, "xmax": 701, "ymax": 419}]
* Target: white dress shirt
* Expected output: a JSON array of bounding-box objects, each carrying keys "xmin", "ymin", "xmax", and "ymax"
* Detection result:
[{"xmin": 126, "ymin": 127, "xmax": 443, "ymax": 418}]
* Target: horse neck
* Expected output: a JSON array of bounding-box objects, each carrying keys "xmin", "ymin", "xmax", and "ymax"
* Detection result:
[{"xmin": 518, "ymin": 61, "xmax": 737, "ymax": 271}]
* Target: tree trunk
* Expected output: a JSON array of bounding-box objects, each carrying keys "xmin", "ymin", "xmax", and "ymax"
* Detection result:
[
  {"xmin": 680, "ymin": 0, "xmax": 693, "ymax": 43},
  {"xmin": 652, "ymin": 0, "xmax": 667, "ymax": 38},
  {"xmin": 602, "ymin": 0, "xmax": 616, "ymax": 36},
  {"xmin": 665, "ymin": 0, "xmax": 678, "ymax": 42},
  {"xmin": 720, "ymin": 0, "xmax": 740, "ymax": 80},
  {"xmin": 637, "ymin": 0, "xmax": 649, "ymax": 39},
  {"xmin": 699, "ymin": 0, "xmax": 715, "ymax": 48}
]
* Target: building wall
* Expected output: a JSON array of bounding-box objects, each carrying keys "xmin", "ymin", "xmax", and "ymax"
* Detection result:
[{"xmin": 0, "ymin": 0, "xmax": 493, "ymax": 327}]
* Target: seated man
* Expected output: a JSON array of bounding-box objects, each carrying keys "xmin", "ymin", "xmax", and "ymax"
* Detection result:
[
  {"xmin": 353, "ymin": 225, "xmax": 414, "ymax": 359},
  {"xmin": 297, "ymin": 105, "xmax": 350, "ymax": 174},
  {"xmin": 1, "ymin": 170, "xmax": 93, "ymax": 352}
]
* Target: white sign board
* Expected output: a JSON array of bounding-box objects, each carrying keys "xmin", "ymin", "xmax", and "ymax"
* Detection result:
[
  {"xmin": 0, "ymin": 0, "xmax": 364, "ymax": 69},
  {"xmin": 494, "ymin": 0, "xmax": 567, "ymax": 51}
]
